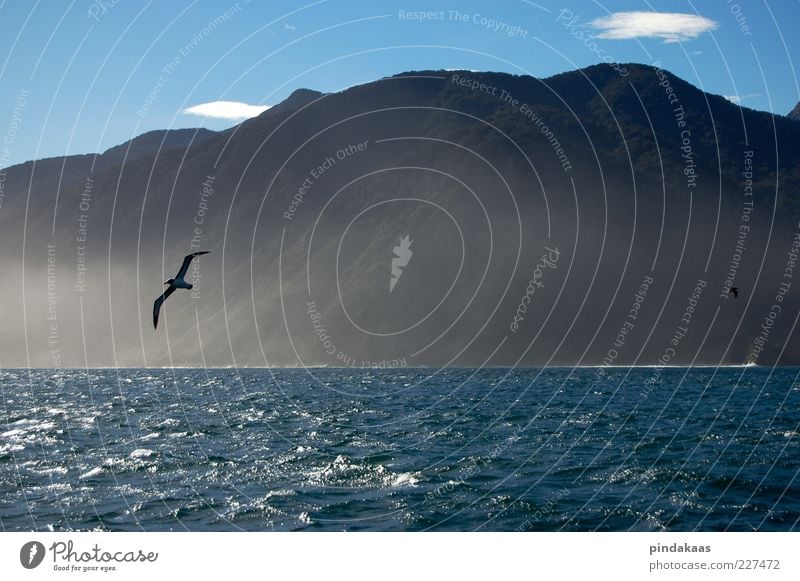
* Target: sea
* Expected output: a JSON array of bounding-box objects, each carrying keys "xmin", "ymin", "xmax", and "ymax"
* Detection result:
[{"xmin": 1, "ymin": 367, "xmax": 798, "ymax": 531}]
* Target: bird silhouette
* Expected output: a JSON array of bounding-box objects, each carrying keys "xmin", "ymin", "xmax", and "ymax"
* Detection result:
[
  {"xmin": 729, "ymin": 286, "xmax": 739, "ymax": 298},
  {"xmin": 153, "ymin": 251, "xmax": 210, "ymax": 329}
]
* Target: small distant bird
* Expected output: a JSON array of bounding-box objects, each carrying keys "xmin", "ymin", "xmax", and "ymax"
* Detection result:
[
  {"xmin": 729, "ymin": 286, "xmax": 739, "ymax": 298},
  {"xmin": 153, "ymin": 251, "xmax": 210, "ymax": 329}
]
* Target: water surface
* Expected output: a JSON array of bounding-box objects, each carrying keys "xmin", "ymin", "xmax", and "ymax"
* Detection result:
[{"xmin": 1, "ymin": 367, "xmax": 798, "ymax": 531}]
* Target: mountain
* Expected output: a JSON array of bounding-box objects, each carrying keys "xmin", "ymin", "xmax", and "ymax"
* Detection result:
[
  {"xmin": 789, "ymin": 102, "xmax": 800, "ymax": 121},
  {"xmin": 100, "ymin": 128, "xmax": 216, "ymax": 167},
  {"xmin": 2, "ymin": 63, "xmax": 800, "ymax": 368}
]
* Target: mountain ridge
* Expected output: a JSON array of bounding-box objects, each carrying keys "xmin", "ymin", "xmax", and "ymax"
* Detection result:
[{"xmin": 1, "ymin": 62, "xmax": 798, "ymax": 367}]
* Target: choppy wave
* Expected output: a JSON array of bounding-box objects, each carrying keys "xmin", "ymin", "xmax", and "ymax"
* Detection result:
[{"xmin": 1, "ymin": 367, "xmax": 798, "ymax": 531}]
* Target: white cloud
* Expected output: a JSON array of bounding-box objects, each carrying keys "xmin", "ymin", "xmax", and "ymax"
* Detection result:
[
  {"xmin": 723, "ymin": 93, "xmax": 761, "ymax": 105},
  {"xmin": 182, "ymin": 101, "xmax": 271, "ymax": 121},
  {"xmin": 590, "ymin": 11, "xmax": 718, "ymax": 43}
]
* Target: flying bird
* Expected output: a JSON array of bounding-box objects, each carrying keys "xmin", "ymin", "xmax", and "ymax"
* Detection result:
[
  {"xmin": 729, "ymin": 286, "xmax": 739, "ymax": 298},
  {"xmin": 153, "ymin": 251, "xmax": 210, "ymax": 329}
]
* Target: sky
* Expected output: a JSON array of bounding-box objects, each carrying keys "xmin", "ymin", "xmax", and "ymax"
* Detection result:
[{"xmin": 0, "ymin": 0, "xmax": 798, "ymax": 167}]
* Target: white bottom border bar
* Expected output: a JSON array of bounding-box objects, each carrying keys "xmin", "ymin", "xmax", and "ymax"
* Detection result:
[{"xmin": 1, "ymin": 532, "xmax": 797, "ymax": 580}]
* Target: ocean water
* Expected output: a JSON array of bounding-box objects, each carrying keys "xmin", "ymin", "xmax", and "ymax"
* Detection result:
[{"xmin": 1, "ymin": 367, "xmax": 798, "ymax": 531}]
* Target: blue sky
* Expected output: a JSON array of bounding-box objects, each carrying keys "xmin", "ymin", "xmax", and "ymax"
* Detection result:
[{"xmin": 0, "ymin": 0, "xmax": 798, "ymax": 167}]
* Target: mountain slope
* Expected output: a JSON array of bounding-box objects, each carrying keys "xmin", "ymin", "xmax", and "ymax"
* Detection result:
[{"xmin": 1, "ymin": 63, "xmax": 799, "ymax": 367}]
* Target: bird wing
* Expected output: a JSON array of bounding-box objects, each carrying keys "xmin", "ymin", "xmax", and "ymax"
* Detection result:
[
  {"xmin": 176, "ymin": 251, "xmax": 210, "ymax": 280},
  {"xmin": 153, "ymin": 286, "xmax": 177, "ymax": 329}
]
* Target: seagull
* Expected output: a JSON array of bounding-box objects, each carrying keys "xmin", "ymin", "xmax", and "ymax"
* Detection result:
[
  {"xmin": 153, "ymin": 251, "xmax": 210, "ymax": 329},
  {"xmin": 729, "ymin": 286, "xmax": 739, "ymax": 298}
]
